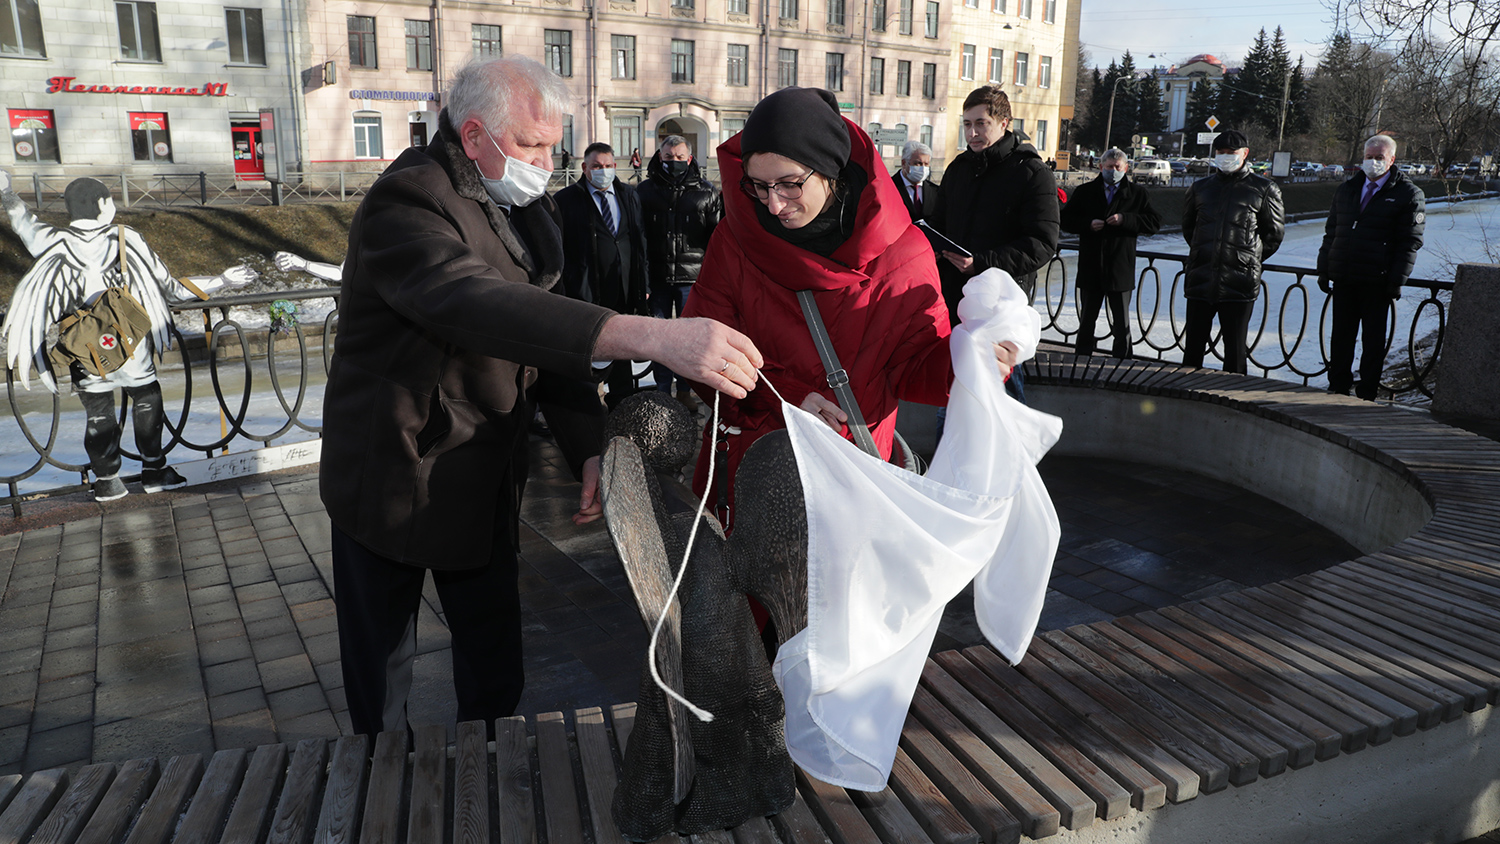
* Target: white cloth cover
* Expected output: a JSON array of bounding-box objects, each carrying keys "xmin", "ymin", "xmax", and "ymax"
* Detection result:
[{"xmin": 771, "ymin": 268, "xmax": 1062, "ymax": 791}]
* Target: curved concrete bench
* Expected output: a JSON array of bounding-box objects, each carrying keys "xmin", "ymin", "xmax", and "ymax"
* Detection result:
[{"xmin": 3, "ymin": 353, "xmax": 1498, "ymax": 844}]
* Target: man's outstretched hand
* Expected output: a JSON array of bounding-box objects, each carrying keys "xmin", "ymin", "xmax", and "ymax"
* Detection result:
[{"xmin": 595, "ymin": 315, "xmax": 763, "ymax": 399}]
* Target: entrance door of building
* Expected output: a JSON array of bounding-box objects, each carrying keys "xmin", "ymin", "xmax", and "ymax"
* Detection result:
[{"xmin": 231, "ymin": 124, "xmax": 264, "ymax": 180}]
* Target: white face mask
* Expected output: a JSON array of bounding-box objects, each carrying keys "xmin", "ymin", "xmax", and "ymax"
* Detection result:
[
  {"xmin": 906, "ymin": 164, "xmax": 930, "ymax": 183},
  {"xmin": 587, "ymin": 167, "xmax": 616, "ymax": 190},
  {"xmin": 1100, "ymin": 167, "xmax": 1124, "ymax": 185},
  {"xmin": 1361, "ymin": 157, "xmax": 1390, "ymax": 180},
  {"xmin": 1214, "ymin": 152, "xmax": 1244, "ymax": 173},
  {"xmin": 476, "ymin": 125, "xmax": 551, "ymax": 207}
]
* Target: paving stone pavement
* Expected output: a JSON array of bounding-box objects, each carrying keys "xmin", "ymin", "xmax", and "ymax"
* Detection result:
[{"xmin": 0, "ymin": 433, "xmax": 1363, "ymax": 776}]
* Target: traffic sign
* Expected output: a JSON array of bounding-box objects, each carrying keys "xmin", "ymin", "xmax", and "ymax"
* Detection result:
[
  {"xmin": 1206, "ymin": 115, "xmax": 1220, "ymax": 130},
  {"xmin": 1197, "ymin": 132, "xmax": 1220, "ymax": 146},
  {"xmin": 871, "ymin": 128, "xmax": 908, "ymax": 146}
]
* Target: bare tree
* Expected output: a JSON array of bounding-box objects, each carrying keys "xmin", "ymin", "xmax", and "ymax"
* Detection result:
[{"xmin": 1310, "ymin": 31, "xmax": 1394, "ymax": 167}]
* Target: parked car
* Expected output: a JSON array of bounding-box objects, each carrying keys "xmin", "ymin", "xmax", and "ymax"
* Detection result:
[
  {"xmin": 1169, "ymin": 159, "xmax": 1189, "ymax": 176},
  {"xmin": 1322, "ymin": 164, "xmax": 1346, "ymax": 179},
  {"xmin": 1133, "ymin": 159, "xmax": 1173, "ymax": 185}
]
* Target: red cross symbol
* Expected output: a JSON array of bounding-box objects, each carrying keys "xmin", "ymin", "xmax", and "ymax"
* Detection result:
[{"xmin": 99, "ymin": 334, "xmax": 117, "ymax": 350}]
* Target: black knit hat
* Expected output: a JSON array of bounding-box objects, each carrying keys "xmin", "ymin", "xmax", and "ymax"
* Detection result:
[
  {"xmin": 1213, "ymin": 129, "xmax": 1249, "ymax": 151},
  {"xmin": 740, "ymin": 87, "xmax": 851, "ymax": 178}
]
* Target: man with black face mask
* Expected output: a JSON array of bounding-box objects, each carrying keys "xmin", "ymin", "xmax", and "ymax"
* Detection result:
[{"xmin": 636, "ymin": 135, "xmax": 723, "ymax": 407}]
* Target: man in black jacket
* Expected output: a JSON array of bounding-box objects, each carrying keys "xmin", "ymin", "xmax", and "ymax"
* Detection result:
[
  {"xmin": 930, "ymin": 84, "xmax": 1060, "ymax": 401},
  {"xmin": 1180, "ymin": 128, "xmax": 1284, "ymax": 374},
  {"xmin": 1059, "ymin": 148, "xmax": 1162, "ymax": 357},
  {"xmin": 637, "ymin": 134, "xmax": 721, "ymax": 404},
  {"xmin": 556, "ymin": 141, "xmax": 651, "ymax": 405},
  {"xmin": 1317, "ymin": 134, "xmax": 1426, "ymax": 400},
  {"xmin": 890, "ymin": 140, "xmax": 937, "ymax": 222}
]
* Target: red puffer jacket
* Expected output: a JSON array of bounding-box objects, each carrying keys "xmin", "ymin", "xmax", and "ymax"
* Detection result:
[{"xmin": 684, "ymin": 118, "xmax": 953, "ymax": 515}]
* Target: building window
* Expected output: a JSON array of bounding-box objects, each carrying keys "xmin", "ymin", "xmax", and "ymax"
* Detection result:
[
  {"xmin": 405, "ymin": 19, "xmax": 431, "ymax": 71},
  {"xmin": 825, "ymin": 52, "xmax": 844, "ymax": 91},
  {"xmin": 611, "ymin": 114, "xmax": 641, "ymax": 162},
  {"xmin": 991, "ymin": 0, "xmax": 1004, "ymax": 11},
  {"xmin": 116, "ymin": 1, "xmax": 160, "ymax": 61},
  {"xmin": 779, "ymin": 0, "xmax": 797, "ymax": 19},
  {"xmin": 553, "ymin": 113, "xmax": 574, "ymax": 158},
  {"xmin": 894, "ymin": 123, "xmax": 908, "ymax": 147},
  {"xmin": 896, "ymin": 59, "xmax": 911, "ymax": 96},
  {"xmin": 919, "ymin": 123, "xmax": 933, "ymax": 148},
  {"xmin": 672, "ymin": 0, "xmax": 694, "ymax": 8},
  {"xmin": 723, "ymin": 116, "xmax": 746, "ymax": 138},
  {"xmin": 1, "ymin": 0, "xmax": 46, "ymax": 57},
  {"xmin": 472, "ymin": 24, "xmax": 501, "ymax": 58},
  {"xmin": 347, "ymin": 15, "xmax": 376, "ymax": 68},
  {"xmin": 959, "ymin": 44, "xmax": 975, "ymax": 80},
  {"xmin": 612, "ymin": 34, "xmax": 635, "ymax": 79},
  {"xmin": 1018, "ymin": 0, "xmax": 1030, "ymax": 16},
  {"xmin": 924, "ymin": 0, "xmax": 938, "ymax": 37},
  {"xmin": 778, "ymin": 48, "xmax": 798, "ymax": 87},
  {"xmin": 224, "ymin": 8, "xmax": 264, "ymax": 64},
  {"xmin": 9, "ymin": 109, "xmax": 58, "ymax": 162},
  {"xmin": 1039, "ymin": 54, "xmax": 1051, "ymax": 88},
  {"xmin": 727, "ymin": 43, "xmax": 749, "ymax": 86},
  {"xmin": 870, "ymin": 57, "xmax": 884, "ymax": 94},
  {"xmin": 872, "ymin": 0, "xmax": 886, "ymax": 29},
  {"xmin": 988, "ymin": 48, "xmax": 1003, "ymax": 83},
  {"xmin": 129, "ymin": 111, "xmax": 172, "ymax": 162},
  {"xmin": 544, "ymin": 29, "xmax": 571, "ymax": 77},
  {"xmin": 1043, "ymin": 0, "xmax": 1054, "ymax": 22},
  {"xmin": 354, "ymin": 112, "xmax": 383, "ymax": 158},
  {"xmin": 898, "ymin": 0, "xmax": 912, "ymax": 34},
  {"xmin": 1037, "ymin": 119, "xmax": 1048, "ymax": 152},
  {"xmin": 1014, "ymin": 51, "xmax": 1028, "ymax": 85},
  {"xmin": 671, "ymin": 39, "xmax": 695, "ymax": 84},
  {"xmin": 827, "ymin": 0, "xmax": 845, "ymax": 25},
  {"xmin": 728, "ymin": 0, "xmax": 748, "ymax": 12}
]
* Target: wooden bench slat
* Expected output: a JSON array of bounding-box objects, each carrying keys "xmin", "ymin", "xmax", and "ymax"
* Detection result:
[
  {"xmin": 0, "ymin": 777, "xmax": 20, "ymax": 817},
  {"xmin": 316, "ymin": 734, "xmax": 371, "ymax": 844},
  {"xmin": 932, "ymin": 650, "xmax": 1133, "ymax": 820},
  {"xmin": 453, "ymin": 721, "xmax": 490, "ymax": 844},
  {"xmin": 886, "ymin": 744, "xmax": 985, "ymax": 844},
  {"xmin": 847, "ymin": 784, "xmax": 936, "ymax": 844},
  {"xmin": 765, "ymin": 783, "xmax": 833, "ymax": 844},
  {"xmin": 268, "ymin": 738, "xmax": 329, "ymax": 844},
  {"xmin": 28, "ymin": 763, "xmax": 113, "ymax": 844},
  {"xmin": 407, "ymin": 725, "xmax": 447, "ymax": 844},
  {"xmin": 1085, "ymin": 622, "xmax": 1318, "ymax": 770},
  {"xmin": 74, "ymin": 759, "xmax": 157, "ymax": 844},
  {"xmin": 124, "ymin": 755, "xmax": 203, "ymax": 844},
  {"xmin": 905, "ymin": 683, "xmax": 1055, "ymax": 838},
  {"xmin": 959, "ymin": 648, "xmax": 1166, "ymax": 812},
  {"xmin": 728, "ymin": 814, "xmax": 779, "ymax": 844},
  {"xmin": 1336, "ymin": 565, "xmax": 1500, "ymax": 649},
  {"xmin": 220, "ymin": 744, "xmax": 288, "ymax": 844},
  {"xmin": 1368, "ymin": 551, "xmax": 1500, "ymax": 608},
  {"xmin": 0, "ymin": 767, "xmax": 69, "ymax": 844},
  {"xmin": 495, "ymin": 715, "xmax": 537, "ymax": 844},
  {"xmin": 924, "ymin": 657, "xmax": 1105, "ymax": 827},
  {"xmin": 794, "ymin": 768, "xmax": 883, "ymax": 844},
  {"xmin": 361, "ymin": 731, "xmax": 408, "ymax": 844},
  {"xmin": 606, "ymin": 704, "xmax": 682, "ymax": 843},
  {"xmin": 174, "ymin": 750, "xmax": 247, "ymax": 844},
  {"xmin": 536, "ymin": 712, "xmax": 585, "ymax": 844},
  {"xmin": 574, "ymin": 707, "xmax": 624, "ymax": 844},
  {"xmin": 1040, "ymin": 629, "xmax": 1270, "ymax": 785},
  {"xmin": 687, "ymin": 828, "xmax": 736, "ymax": 843}
]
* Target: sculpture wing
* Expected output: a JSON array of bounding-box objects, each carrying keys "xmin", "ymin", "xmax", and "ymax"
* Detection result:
[
  {"xmin": 2, "ymin": 247, "xmax": 86, "ymax": 392},
  {"xmin": 116, "ymin": 227, "xmax": 175, "ymax": 353}
]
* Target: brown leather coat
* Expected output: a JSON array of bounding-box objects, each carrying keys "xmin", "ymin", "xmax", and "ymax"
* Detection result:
[{"xmin": 320, "ymin": 112, "xmax": 613, "ymax": 569}]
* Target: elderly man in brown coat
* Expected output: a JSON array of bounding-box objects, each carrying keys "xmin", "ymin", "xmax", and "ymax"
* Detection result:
[{"xmin": 322, "ymin": 55, "xmax": 761, "ymax": 738}]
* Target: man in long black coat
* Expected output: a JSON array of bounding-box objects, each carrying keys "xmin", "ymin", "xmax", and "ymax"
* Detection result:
[
  {"xmin": 1316, "ymin": 133, "xmax": 1426, "ymax": 400},
  {"xmin": 1060, "ymin": 149, "xmax": 1162, "ymax": 357}
]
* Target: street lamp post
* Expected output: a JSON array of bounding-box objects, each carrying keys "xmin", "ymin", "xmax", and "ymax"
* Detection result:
[{"xmin": 1103, "ymin": 75, "xmax": 1135, "ymax": 153}]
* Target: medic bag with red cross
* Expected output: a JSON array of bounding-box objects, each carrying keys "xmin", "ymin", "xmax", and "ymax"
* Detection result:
[{"xmin": 50, "ymin": 285, "xmax": 155, "ymax": 378}]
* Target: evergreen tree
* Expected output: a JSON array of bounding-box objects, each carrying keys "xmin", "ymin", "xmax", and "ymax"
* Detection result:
[
  {"xmin": 1223, "ymin": 29, "xmax": 1273, "ymax": 130},
  {"xmin": 1108, "ymin": 51, "xmax": 1140, "ymax": 150},
  {"xmin": 1136, "ymin": 70, "xmax": 1167, "ymax": 135},
  {"xmin": 1185, "ymin": 77, "xmax": 1217, "ymax": 154}
]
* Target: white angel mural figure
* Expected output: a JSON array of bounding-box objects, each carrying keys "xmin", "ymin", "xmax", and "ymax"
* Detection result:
[{"xmin": 2, "ymin": 171, "xmax": 251, "ymax": 501}]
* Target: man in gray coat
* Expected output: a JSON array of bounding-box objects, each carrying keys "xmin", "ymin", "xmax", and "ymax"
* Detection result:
[{"xmin": 322, "ymin": 55, "xmax": 761, "ymax": 738}]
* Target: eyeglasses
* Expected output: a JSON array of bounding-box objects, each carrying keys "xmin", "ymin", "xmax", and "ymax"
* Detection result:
[{"xmin": 740, "ymin": 169, "xmax": 817, "ymax": 201}]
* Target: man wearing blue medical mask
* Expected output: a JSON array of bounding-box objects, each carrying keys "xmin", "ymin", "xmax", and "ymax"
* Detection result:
[
  {"xmin": 556, "ymin": 141, "xmax": 652, "ymax": 407},
  {"xmin": 323, "ymin": 55, "xmax": 762, "ymax": 740}
]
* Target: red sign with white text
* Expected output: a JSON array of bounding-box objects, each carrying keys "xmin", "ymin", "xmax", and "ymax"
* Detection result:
[
  {"xmin": 130, "ymin": 111, "xmax": 167, "ymax": 131},
  {"xmin": 47, "ymin": 77, "xmax": 229, "ymax": 97},
  {"xmin": 9, "ymin": 109, "xmax": 55, "ymax": 129}
]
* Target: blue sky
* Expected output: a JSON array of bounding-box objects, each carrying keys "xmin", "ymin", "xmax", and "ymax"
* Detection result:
[{"xmin": 1078, "ymin": 0, "xmax": 1341, "ymax": 72}]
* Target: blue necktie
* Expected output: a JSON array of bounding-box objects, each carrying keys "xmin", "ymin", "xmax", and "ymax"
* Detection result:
[{"xmin": 597, "ymin": 190, "xmax": 616, "ymax": 236}]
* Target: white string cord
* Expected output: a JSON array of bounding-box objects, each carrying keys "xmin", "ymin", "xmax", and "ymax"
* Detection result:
[{"xmin": 645, "ymin": 372, "xmax": 789, "ymax": 723}]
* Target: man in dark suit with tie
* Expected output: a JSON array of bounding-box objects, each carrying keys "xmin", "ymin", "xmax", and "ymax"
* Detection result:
[
  {"xmin": 556, "ymin": 141, "xmax": 650, "ymax": 405},
  {"xmin": 1316, "ymin": 133, "xmax": 1426, "ymax": 400},
  {"xmin": 1059, "ymin": 148, "xmax": 1161, "ymax": 357},
  {"xmin": 891, "ymin": 140, "xmax": 937, "ymax": 222}
]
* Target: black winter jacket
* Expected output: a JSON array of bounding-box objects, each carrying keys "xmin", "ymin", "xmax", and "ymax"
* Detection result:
[
  {"xmin": 929, "ymin": 132, "xmax": 1060, "ymax": 319},
  {"xmin": 1181, "ymin": 166, "xmax": 1285, "ymax": 303},
  {"xmin": 1316, "ymin": 169, "xmax": 1425, "ymax": 299},
  {"xmin": 636, "ymin": 151, "xmax": 722, "ymax": 287},
  {"xmin": 1059, "ymin": 175, "xmax": 1162, "ymax": 293}
]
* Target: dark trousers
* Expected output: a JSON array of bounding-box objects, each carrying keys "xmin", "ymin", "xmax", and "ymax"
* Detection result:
[
  {"xmin": 1182, "ymin": 299, "xmax": 1254, "ymax": 374},
  {"xmin": 76, "ymin": 381, "xmax": 166, "ymax": 478},
  {"xmin": 331, "ymin": 522, "xmax": 524, "ymax": 738},
  {"xmin": 1328, "ymin": 283, "xmax": 1391, "ymax": 399},
  {"xmin": 1076, "ymin": 288, "xmax": 1133, "ymax": 358},
  {"xmin": 648, "ymin": 283, "xmax": 693, "ymax": 394}
]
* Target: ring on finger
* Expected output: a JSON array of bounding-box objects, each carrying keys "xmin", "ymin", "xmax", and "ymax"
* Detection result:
[{"xmin": 719, "ymin": 360, "xmax": 731, "ymax": 373}]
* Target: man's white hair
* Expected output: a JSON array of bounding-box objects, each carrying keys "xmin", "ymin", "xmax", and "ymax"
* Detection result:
[
  {"xmin": 902, "ymin": 140, "xmax": 933, "ymax": 162},
  {"xmin": 446, "ymin": 55, "xmax": 570, "ymax": 132},
  {"xmin": 1365, "ymin": 134, "xmax": 1397, "ymax": 158},
  {"xmin": 1101, "ymin": 147, "xmax": 1129, "ymax": 166}
]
